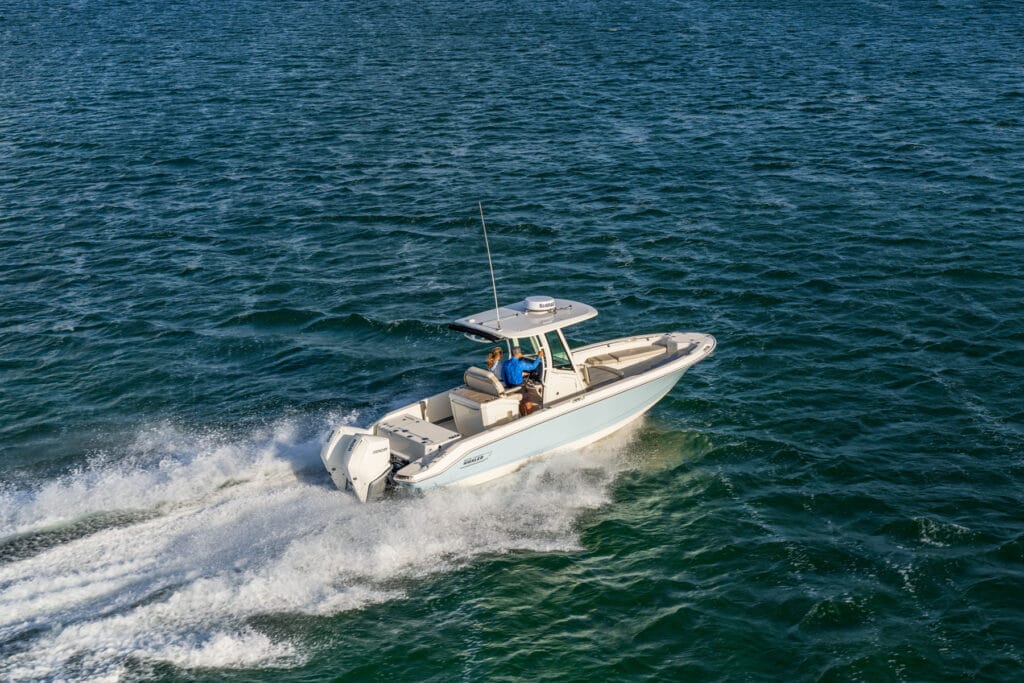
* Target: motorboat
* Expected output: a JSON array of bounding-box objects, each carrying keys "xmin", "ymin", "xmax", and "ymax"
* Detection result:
[{"xmin": 321, "ymin": 295, "xmax": 716, "ymax": 502}]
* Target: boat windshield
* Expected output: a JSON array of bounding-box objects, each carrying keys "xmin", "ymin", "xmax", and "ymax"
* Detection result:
[
  {"xmin": 544, "ymin": 331, "xmax": 573, "ymax": 370},
  {"xmin": 515, "ymin": 336, "xmax": 541, "ymax": 357}
]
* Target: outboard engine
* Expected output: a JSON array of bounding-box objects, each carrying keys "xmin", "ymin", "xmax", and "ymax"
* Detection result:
[{"xmin": 321, "ymin": 426, "xmax": 392, "ymax": 502}]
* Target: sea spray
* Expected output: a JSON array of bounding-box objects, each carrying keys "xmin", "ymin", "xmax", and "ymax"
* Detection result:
[{"xmin": 0, "ymin": 416, "xmax": 643, "ymax": 680}]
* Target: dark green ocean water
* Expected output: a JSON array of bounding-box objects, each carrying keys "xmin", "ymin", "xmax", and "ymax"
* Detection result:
[{"xmin": 2, "ymin": 1, "xmax": 1023, "ymax": 680}]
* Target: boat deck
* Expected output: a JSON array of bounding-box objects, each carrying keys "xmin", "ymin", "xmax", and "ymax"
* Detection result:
[
  {"xmin": 375, "ymin": 334, "xmax": 709, "ymax": 455},
  {"xmin": 378, "ymin": 413, "xmax": 461, "ymax": 462}
]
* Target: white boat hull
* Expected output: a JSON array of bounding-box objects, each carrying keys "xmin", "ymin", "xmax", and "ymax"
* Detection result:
[
  {"xmin": 394, "ymin": 362, "xmax": 691, "ymax": 491},
  {"xmin": 446, "ymin": 379, "xmax": 669, "ymax": 488},
  {"xmin": 321, "ymin": 317, "xmax": 716, "ymax": 501}
]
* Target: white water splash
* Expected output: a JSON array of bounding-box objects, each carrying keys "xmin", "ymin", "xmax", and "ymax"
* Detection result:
[{"xmin": 0, "ymin": 415, "xmax": 641, "ymax": 681}]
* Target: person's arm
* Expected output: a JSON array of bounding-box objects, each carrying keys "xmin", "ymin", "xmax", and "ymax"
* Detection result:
[{"xmin": 524, "ymin": 356, "xmax": 543, "ymax": 371}]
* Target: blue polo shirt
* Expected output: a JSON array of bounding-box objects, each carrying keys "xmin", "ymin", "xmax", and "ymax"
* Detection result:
[{"xmin": 501, "ymin": 355, "xmax": 542, "ymax": 387}]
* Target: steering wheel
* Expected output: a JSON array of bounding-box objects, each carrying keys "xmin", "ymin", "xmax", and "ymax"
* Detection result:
[{"xmin": 527, "ymin": 351, "xmax": 545, "ymax": 383}]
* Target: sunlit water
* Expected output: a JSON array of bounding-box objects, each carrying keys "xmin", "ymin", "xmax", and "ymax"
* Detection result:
[{"xmin": 2, "ymin": 0, "xmax": 1023, "ymax": 680}]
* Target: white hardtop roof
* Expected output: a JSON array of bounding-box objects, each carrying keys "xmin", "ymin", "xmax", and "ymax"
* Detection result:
[{"xmin": 450, "ymin": 297, "xmax": 598, "ymax": 341}]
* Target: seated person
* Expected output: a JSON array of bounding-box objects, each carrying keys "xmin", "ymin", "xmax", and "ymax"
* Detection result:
[
  {"xmin": 501, "ymin": 346, "xmax": 543, "ymax": 388},
  {"xmin": 487, "ymin": 346, "xmax": 504, "ymax": 379}
]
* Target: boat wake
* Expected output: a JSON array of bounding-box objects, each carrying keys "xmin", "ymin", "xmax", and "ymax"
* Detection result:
[{"xmin": 0, "ymin": 413, "xmax": 640, "ymax": 681}]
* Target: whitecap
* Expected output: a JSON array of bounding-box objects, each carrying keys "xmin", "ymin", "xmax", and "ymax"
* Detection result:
[{"xmin": 0, "ymin": 414, "xmax": 640, "ymax": 680}]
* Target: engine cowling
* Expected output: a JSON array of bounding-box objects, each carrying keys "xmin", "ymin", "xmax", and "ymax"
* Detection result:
[{"xmin": 321, "ymin": 427, "xmax": 392, "ymax": 502}]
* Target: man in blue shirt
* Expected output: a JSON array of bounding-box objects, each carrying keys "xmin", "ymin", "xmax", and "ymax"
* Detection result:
[{"xmin": 501, "ymin": 346, "xmax": 544, "ymax": 389}]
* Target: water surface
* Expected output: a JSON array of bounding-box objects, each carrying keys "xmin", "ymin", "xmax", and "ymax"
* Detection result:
[{"xmin": 2, "ymin": 0, "xmax": 1023, "ymax": 680}]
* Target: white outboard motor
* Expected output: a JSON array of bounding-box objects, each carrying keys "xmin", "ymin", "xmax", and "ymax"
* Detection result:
[{"xmin": 321, "ymin": 426, "xmax": 392, "ymax": 502}]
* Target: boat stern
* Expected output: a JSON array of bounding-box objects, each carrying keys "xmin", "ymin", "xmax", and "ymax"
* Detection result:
[{"xmin": 321, "ymin": 426, "xmax": 391, "ymax": 502}]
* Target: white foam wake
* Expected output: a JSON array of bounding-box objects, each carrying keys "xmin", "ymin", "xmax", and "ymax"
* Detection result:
[{"xmin": 0, "ymin": 415, "xmax": 640, "ymax": 681}]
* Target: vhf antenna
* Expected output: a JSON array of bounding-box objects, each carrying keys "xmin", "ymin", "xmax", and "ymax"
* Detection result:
[{"xmin": 478, "ymin": 202, "xmax": 503, "ymax": 335}]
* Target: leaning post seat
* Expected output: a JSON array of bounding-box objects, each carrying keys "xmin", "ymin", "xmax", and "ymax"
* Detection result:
[
  {"xmin": 449, "ymin": 367, "xmax": 521, "ymax": 436},
  {"xmin": 462, "ymin": 366, "xmax": 519, "ymax": 397}
]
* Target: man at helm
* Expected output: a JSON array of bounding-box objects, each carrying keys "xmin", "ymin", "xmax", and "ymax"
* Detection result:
[
  {"xmin": 501, "ymin": 346, "xmax": 544, "ymax": 415},
  {"xmin": 501, "ymin": 346, "xmax": 543, "ymax": 388}
]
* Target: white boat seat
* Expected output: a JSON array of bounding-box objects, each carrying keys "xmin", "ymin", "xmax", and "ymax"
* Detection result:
[
  {"xmin": 464, "ymin": 366, "xmax": 520, "ymax": 397},
  {"xmin": 586, "ymin": 345, "xmax": 665, "ymax": 367},
  {"xmin": 377, "ymin": 414, "xmax": 461, "ymax": 461},
  {"xmin": 449, "ymin": 386, "xmax": 520, "ymax": 436},
  {"xmin": 613, "ymin": 345, "xmax": 666, "ymax": 363},
  {"xmin": 450, "ymin": 386, "xmax": 499, "ymax": 405}
]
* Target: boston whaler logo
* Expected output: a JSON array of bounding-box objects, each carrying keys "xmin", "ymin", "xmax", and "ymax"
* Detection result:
[{"xmin": 462, "ymin": 451, "xmax": 491, "ymax": 468}]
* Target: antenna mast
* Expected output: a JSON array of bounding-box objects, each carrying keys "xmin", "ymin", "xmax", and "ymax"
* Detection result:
[{"xmin": 479, "ymin": 202, "xmax": 502, "ymax": 331}]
